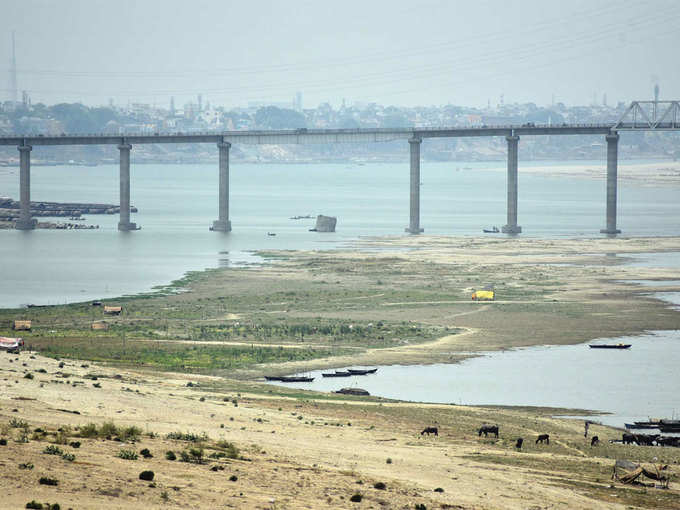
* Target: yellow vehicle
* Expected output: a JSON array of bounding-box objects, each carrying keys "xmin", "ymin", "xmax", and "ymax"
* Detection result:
[{"xmin": 471, "ymin": 290, "xmax": 495, "ymax": 301}]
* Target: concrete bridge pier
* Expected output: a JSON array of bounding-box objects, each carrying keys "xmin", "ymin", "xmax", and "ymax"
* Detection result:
[
  {"xmin": 211, "ymin": 141, "xmax": 232, "ymax": 232},
  {"xmin": 117, "ymin": 143, "xmax": 138, "ymax": 231},
  {"xmin": 16, "ymin": 144, "xmax": 36, "ymax": 230},
  {"xmin": 600, "ymin": 133, "xmax": 621, "ymax": 234},
  {"xmin": 502, "ymin": 135, "xmax": 522, "ymax": 234},
  {"xmin": 405, "ymin": 137, "xmax": 424, "ymax": 234}
]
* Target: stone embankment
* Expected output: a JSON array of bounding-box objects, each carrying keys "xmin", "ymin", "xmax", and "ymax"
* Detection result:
[{"xmin": 0, "ymin": 197, "xmax": 137, "ymax": 220}]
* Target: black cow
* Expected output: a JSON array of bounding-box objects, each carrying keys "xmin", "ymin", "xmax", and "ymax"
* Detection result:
[
  {"xmin": 590, "ymin": 436, "xmax": 599, "ymax": 447},
  {"xmin": 478, "ymin": 424, "xmax": 499, "ymax": 438},
  {"xmin": 515, "ymin": 438, "xmax": 524, "ymax": 449},
  {"xmin": 622, "ymin": 433, "xmax": 638, "ymax": 445},
  {"xmin": 536, "ymin": 434, "xmax": 550, "ymax": 444},
  {"xmin": 421, "ymin": 427, "xmax": 438, "ymax": 436},
  {"xmin": 658, "ymin": 436, "xmax": 680, "ymax": 447}
]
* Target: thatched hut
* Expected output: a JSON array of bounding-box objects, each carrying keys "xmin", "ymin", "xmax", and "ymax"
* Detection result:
[
  {"xmin": 103, "ymin": 306, "xmax": 122, "ymax": 315},
  {"xmin": 12, "ymin": 320, "xmax": 31, "ymax": 331}
]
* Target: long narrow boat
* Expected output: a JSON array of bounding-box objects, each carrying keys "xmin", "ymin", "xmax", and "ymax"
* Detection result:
[
  {"xmin": 264, "ymin": 376, "xmax": 283, "ymax": 381},
  {"xmin": 588, "ymin": 344, "xmax": 631, "ymax": 349},
  {"xmin": 278, "ymin": 376, "xmax": 314, "ymax": 383},
  {"xmin": 348, "ymin": 368, "xmax": 378, "ymax": 375},
  {"xmin": 322, "ymin": 371, "xmax": 352, "ymax": 377},
  {"xmin": 625, "ymin": 422, "xmax": 660, "ymax": 430}
]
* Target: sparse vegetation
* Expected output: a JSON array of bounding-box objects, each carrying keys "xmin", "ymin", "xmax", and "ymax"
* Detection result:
[
  {"xmin": 42, "ymin": 445, "xmax": 63, "ymax": 456},
  {"xmin": 117, "ymin": 449, "xmax": 138, "ymax": 460}
]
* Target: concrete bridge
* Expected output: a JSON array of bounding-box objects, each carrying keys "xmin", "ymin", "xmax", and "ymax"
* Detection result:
[{"xmin": 2, "ymin": 112, "xmax": 678, "ymax": 235}]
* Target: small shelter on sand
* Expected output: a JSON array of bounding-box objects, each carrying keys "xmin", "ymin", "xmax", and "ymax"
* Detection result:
[
  {"xmin": 612, "ymin": 459, "xmax": 670, "ymax": 488},
  {"xmin": 12, "ymin": 320, "xmax": 31, "ymax": 331},
  {"xmin": 91, "ymin": 321, "xmax": 109, "ymax": 330},
  {"xmin": 472, "ymin": 285, "xmax": 495, "ymax": 301},
  {"xmin": 103, "ymin": 306, "xmax": 122, "ymax": 315}
]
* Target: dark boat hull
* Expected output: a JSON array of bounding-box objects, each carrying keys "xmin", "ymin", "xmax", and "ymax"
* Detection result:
[
  {"xmin": 589, "ymin": 344, "xmax": 631, "ymax": 349},
  {"xmin": 348, "ymin": 368, "xmax": 378, "ymax": 375},
  {"xmin": 322, "ymin": 371, "xmax": 352, "ymax": 377},
  {"xmin": 278, "ymin": 376, "xmax": 314, "ymax": 382},
  {"xmin": 335, "ymin": 387, "xmax": 370, "ymax": 396}
]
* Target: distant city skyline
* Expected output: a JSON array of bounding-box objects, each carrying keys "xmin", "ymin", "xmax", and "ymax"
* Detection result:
[{"xmin": 3, "ymin": 0, "xmax": 679, "ymax": 109}]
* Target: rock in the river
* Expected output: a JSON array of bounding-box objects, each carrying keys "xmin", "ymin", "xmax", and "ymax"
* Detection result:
[{"xmin": 311, "ymin": 215, "xmax": 336, "ymax": 232}]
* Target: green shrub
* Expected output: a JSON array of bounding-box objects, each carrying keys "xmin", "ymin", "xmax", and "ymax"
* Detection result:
[
  {"xmin": 9, "ymin": 418, "xmax": 29, "ymax": 429},
  {"xmin": 43, "ymin": 445, "xmax": 63, "ymax": 456},
  {"xmin": 139, "ymin": 470, "xmax": 155, "ymax": 481},
  {"xmin": 350, "ymin": 493, "xmax": 362, "ymax": 502},
  {"xmin": 38, "ymin": 477, "xmax": 58, "ymax": 486},
  {"xmin": 25, "ymin": 501, "xmax": 43, "ymax": 509},
  {"xmin": 61, "ymin": 453, "xmax": 75, "ymax": 462},
  {"xmin": 119, "ymin": 426, "xmax": 142, "ymax": 441},
  {"xmin": 23, "ymin": 373, "xmax": 34, "ymax": 379},
  {"xmin": 140, "ymin": 448, "xmax": 153, "ymax": 458},
  {"xmin": 166, "ymin": 431, "xmax": 207, "ymax": 442},
  {"xmin": 179, "ymin": 447, "xmax": 204, "ymax": 464},
  {"xmin": 165, "ymin": 450, "xmax": 176, "ymax": 461},
  {"xmin": 78, "ymin": 423, "xmax": 98, "ymax": 438},
  {"xmin": 117, "ymin": 449, "xmax": 138, "ymax": 460},
  {"xmin": 99, "ymin": 421, "xmax": 119, "ymax": 437},
  {"xmin": 215, "ymin": 440, "xmax": 239, "ymax": 459}
]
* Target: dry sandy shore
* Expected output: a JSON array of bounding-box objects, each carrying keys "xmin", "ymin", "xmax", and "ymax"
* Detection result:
[
  {"xmin": 2, "ymin": 352, "xmax": 679, "ymax": 510},
  {"xmin": 2, "ymin": 236, "xmax": 680, "ymax": 509}
]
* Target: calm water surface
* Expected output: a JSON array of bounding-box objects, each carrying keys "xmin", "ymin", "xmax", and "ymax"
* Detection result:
[
  {"xmin": 1, "ymin": 160, "xmax": 680, "ymax": 308},
  {"xmin": 276, "ymin": 330, "xmax": 680, "ymax": 428}
]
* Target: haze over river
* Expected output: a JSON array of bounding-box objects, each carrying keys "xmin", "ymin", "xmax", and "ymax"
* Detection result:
[{"xmin": 2, "ymin": 160, "xmax": 679, "ymax": 308}]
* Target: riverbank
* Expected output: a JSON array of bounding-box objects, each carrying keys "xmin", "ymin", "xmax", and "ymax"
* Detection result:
[{"xmin": 2, "ymin": 350, "xmax": 679, "ymax": 509}]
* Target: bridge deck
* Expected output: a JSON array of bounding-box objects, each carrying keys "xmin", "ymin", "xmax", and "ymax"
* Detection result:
[{"xmin": 0, "ymin": 124, "xmax": 648, "ymax": 147}]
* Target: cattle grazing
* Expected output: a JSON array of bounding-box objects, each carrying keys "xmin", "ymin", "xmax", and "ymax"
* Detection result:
[
  {"xmin": 536, "ymin": 434, "xmax": 550, "ymax": 444},
  {"xmin": 478, "ymin": 424, "xmax": 499, "ymax": 438},
  {"xmin": 636, "ymin": 434, "xmax": 658, "ymax": 446},
  {"xmin": 590, "ymin": 436, "xmax": 599, "ymax": 447},
  {"xmin": 622, "ymin": 433, "xmax": 638, "ymax": 445},
  {"xmin": 515, "ymin": 438, "xmax": 523, "ymax": 449},
  {"xmin": 658, "ymin": 436, "xmax": 680, "ymax": 447},
  {"xmin": 421, "ymin": 427, "xmax": 438, "ymax": 436}
]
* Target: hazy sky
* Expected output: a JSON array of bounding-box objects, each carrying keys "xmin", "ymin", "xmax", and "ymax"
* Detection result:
[{"xmin": 3, "ymin": 0, "xmax": 679, "ymax": 109}]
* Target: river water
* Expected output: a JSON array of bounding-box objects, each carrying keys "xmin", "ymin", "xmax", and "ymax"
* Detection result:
[
  {"xmin": 1, "ymin": 160, "xmax": 680, "ymax": 308},
  {"xmin": 274, "ymin": 287, "xmax": 680, "ymax": 428}
]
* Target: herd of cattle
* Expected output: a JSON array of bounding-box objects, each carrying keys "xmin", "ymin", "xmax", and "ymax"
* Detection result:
[
  {"xmin": 622, "ymin": 433, "xmax": 680, "ymax": 447},
  {"xmin": 420, "ymin": 425, "xmax": 680, "ymax": 449}
]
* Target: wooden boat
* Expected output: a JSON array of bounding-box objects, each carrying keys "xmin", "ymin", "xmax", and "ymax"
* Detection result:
[
  {"xmin": 278, "ymin": 376, "xmax": 314, "ymax": 383},
  {"xmin": 625, "ymin": 421, "xmax": 660, "ymax": 429},
  {"xmin": 322, "ymin": 371, "xmax": 352, "ymax": 377},
  {"xmin": 483, "ymin": 226, "xmax": 500, "ymax": 233},
  {"xmin": 348, "ymin": 368, "xmax": 378, "ymax": 375},
  {"xmin": 588, "ymin": 344, "xmax": 631, "ymax": 349},
  {"xmin": 659, "ymin": 420, "xmax": 680, "ymax": 432},
  {"xmin": 334, "ymin": 387, "xmax": 370, "ymax": 396},
  {"xmin": 264, "ymin": 376, "xmax": 283, "ymax": 381}
]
